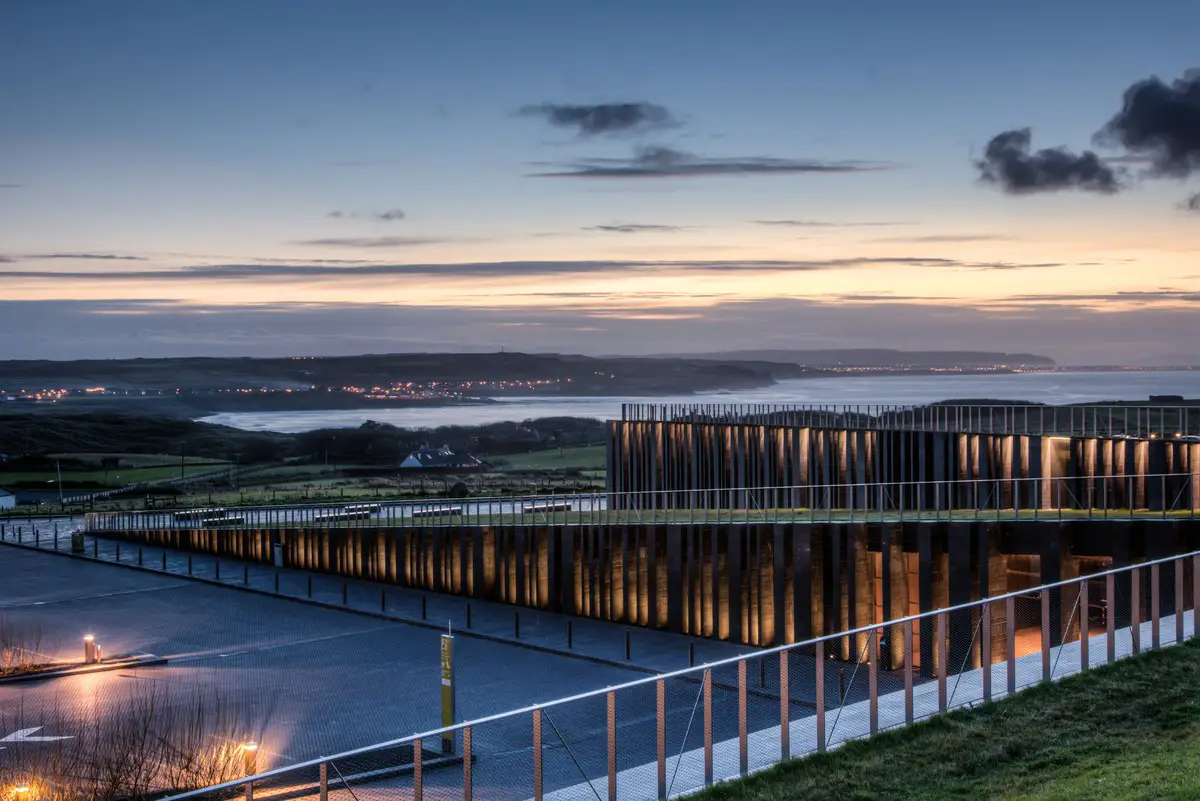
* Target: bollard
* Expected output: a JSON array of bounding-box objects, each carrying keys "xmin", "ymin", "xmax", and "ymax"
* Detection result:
[
  {"xmin": 138, "ymin": 547, "xmax": 143, "ymax": 566},
  {"xmin": 514, "ymin": 610, "xmax": 520, "ymax": 639},
  {"xmin": 689, "ymin": 641, "xmax": 695, "ymax": 667},
  {"xmin": 188, "ymin": 556, "xmax": 193, "ymax": 575},
  {"xmin": 93, "ymin": 539, "xmax": 98, "ymax": 558},
  {"xmin": 35, "ymin": 528, "xmax": 39, "ymax": 546},
  {"xmin": 307, "ymin": 576, "xmax": 313, "ymax": 598},
  {"xmin": 244, "ymin": 565, "xmax": 249, "ymax": 585},
  {"xmin": 243, "ymin": 741, "xmax": 259, "ymax": 801},
  {"xmin": 342, "ymin": 583, "xmax": 347, "ymax": 606},
  {"xmin": 422, "ymin": 595, "xmax": 427, "ymax": 620},
  {"xmin": 466, "ymin": 602, "xmax": 472, "ymax": 629},
  {"xmin": 162, "ymin": 551, "xmax": 167, "ymax": 570},
  {"xmin": 215, "ymin": 560, "xmax": 220, "ymax": 580},
  {"xmin": 760, "ymin": 658, "xmax": 766, "ymax": 688},
  {"xmin": 274, "ymin": 573, "xmax": 280, "ymax": 592},
  {"xmin": 381, "ymin": 587, "xmax": 386, "ymax": 612},
  {"xmin": 625, "ymin": 629, "xmax": 631, "ymax": 661},
  {"xmin": 567, "ymin": 620, "xmax": 572, "ymax": 649}
]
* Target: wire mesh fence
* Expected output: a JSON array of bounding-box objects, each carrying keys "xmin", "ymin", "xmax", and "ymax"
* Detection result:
[{"xmin": 97, "ymin": 549, "xmax": 1195, "ymax": 801}]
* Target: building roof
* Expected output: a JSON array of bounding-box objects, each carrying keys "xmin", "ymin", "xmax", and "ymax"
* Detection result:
[
  {"xmin": 400, "ymin": 446, "xmax": 481, "ymax": 469},
  {"xmin": 0, "ymin": 487, "xmax": 14, "ymax": 497}
]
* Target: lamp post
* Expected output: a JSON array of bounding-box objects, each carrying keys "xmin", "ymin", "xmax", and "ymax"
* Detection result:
[
  {"xmin": 243, "ymin": 741, "xmax": 259, "ymax": 801},
  {"xmin": 83, "ymin": 634, "xmax": 96, "ymax": 664},
  {"xmin": 13, "ymin": 786, "xmax": 31, "ymax": 801}
]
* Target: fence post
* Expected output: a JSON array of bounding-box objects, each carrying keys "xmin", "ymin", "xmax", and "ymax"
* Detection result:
[
  {"xmin": 1176, "ymin": 558, "xmax": 1185, "ymax": 644},
  {"xmin": 413, "ymin": 737, "xmax": 422, "ymax": 801},
  {"xmin": 1080, "ymin": 579, "xmax": 1089, "ymax": 671},
  {"xmin": 1006, "ymin": 596, "xmax": 1016, "ymax": 695},
  {"xmin": 1131, "ymin": 566, "xmax": 1141, "ymax": 654},
  {"xmin": 981, "ymin": 600, "xmax": 992, "ymax": 700},
  {"xmin": 779, "ymin": 650, "xmax": 790, "ymax": 760},
  {"xmin": 869, "ymin": 628, "xmax": 878, "ymax": 734},
  {"xmin": 937, "ymin": 612, "xmax": 948, "ymax": 712},
  {"xmin": 656, "ymin": 679, "xmax": 667, "ymax": 800},
  {"xmin": 738, "ymin": 659, "xmax": 748, "ymax": 776},
  {"xmin": 1106, "ymin": 572, "xmax": 1116, "ymax": 663},
  {"xmin": 815, "ymin": 642, "xmax": 826, "ymax": 751},
  {"xmin": 704, "ymin": 669, "xmax": 714, "ymax": 784},
  {"xmin": 1151, "ymin": 563, "xmax": 1161, "ymax": 649},
  {"xmin": 1040, "ymin": 588, "xmax": 1051, "ymax": 682},
  {"xmin": 319, "ymin": 763, "xmax": 327, "ymax": 801},
  {"xmin": 607, "ymin": 690, "xmax": 618, "ymax": 801},
  {"xmin": 904, "ymin": 620, "xmax": 914, "ymax": 724},
  {"xmin": 533, "ymin": 709, "xmax": 543, "ymax": 801},
  {"xmin": 463, "ymin": 726, "xmax": 473, "ymax": 801}
]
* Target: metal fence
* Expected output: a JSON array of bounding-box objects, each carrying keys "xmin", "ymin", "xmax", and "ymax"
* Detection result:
[
  {"xmin": 79, "ymin": 472, "xmax": 1199, "ymax": 533},
  {"xmin": 155, "ymin": 549, "xmax": 1199, "ymax": 801},
  {"xmin": 620, "ymin": 402, "xmax": 1200, "ymax": 438}
]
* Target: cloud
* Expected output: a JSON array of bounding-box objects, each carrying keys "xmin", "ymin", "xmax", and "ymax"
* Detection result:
[
  {"xmin": 1096, "ymin": 69, "xmax": 1200, "ymax": 178},
  {"xmin": 752, "ymin": 220, "xmax": 909, "ymax": 227},
  {"xmin": 518, "ymin": 102, "xmax": 677, "ymax": 136},
  {"xmin": 975, "ymin": 128, "xmax": 1120, "ymax": 194},
  {"xmin": 870, "ymin": 234, "xmax": 1014, "ymax": 244},
  {"xmin": 23, "ymin": 253, "xmax": 148, "ymax": 261},
  {"xmin": 582, "ymin": 224, "xmax": 686, "ymax": 234},
  {"xmin": 293, "ymin": 236, "xmax": 445, "ymax": 248},
  {"xmin": 530, "ymin": 146, "xmax": 894, "ymax": 179},
  {"xmin": 327, "ymin": 208, "xmax": 407, "ymax": 222},
  {"xmin": 0, "ymin": 184, "xmax": 20, "ymax": 189},
  {"xmin": 1184, "ymin": 192, "xmax": 1200, "ymax": 212},
  {"xmin": 0, "ymin": 255, "xmax": 1072, "ymax": 282}
]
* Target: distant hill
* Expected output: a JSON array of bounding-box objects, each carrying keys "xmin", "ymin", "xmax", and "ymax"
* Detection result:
[{"xmin": 654, "ymin": 349, "xmax": 1056, "ymax": 368}]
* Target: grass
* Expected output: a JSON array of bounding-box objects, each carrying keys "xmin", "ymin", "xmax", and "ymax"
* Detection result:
[
  {"xmin": 0, "ymin": 463, "xmax": 229, "ymax": 487},
  {"xmin": 499, "ymin": 444, "xmax": 607, "ymax": 471},
  {"xmin": 696, "ymin": 638, "xmax": 1200, "ymax": 801}
]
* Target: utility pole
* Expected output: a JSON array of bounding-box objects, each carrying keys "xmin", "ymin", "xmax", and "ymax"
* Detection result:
[
  {"xmin": 180, "ymin": 442, "xmax": 186, "ymax": 481},
  {"xmin": 56, "ymin": 459, "xmax": 64, "ymax": 506}
]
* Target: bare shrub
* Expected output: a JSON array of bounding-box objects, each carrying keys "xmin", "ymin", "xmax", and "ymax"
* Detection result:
[{"xmin": 0, "ymin": 615, "xmax": 52, "ymax": 677}]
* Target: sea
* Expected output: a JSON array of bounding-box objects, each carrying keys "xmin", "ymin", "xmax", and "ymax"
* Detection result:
[{"xmin": 198, "ymin": 370, "xmax": 1200, "ymax": 433}]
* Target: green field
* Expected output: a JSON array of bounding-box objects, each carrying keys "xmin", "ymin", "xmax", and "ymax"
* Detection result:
[
  {"xmin": 499, "ymin": 445, "xmax": 606, "ymax": 471},
  {"xmin": 696, "ymin": 638, "xmax": 1200, "ymax": 801},
  {"xmin": 0, "ymin": 462, "xmax": 229, "ymax": 487}
]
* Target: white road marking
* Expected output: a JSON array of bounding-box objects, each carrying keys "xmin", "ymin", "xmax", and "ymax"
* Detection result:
[{"xmin": 0, "ymin": 726, "xmax": 75, "ymax": 743}]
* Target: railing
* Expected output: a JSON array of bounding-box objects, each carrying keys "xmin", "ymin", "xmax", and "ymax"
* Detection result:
[
  {"xmin": 80, "ymin": 472, "xmax": 1199, "ymax": 533},
  {"xmin": 160, "ymin": 549, "xmax": 1200, "ymax": 800},
  {"xmin": 620, "ymin": 402, "xmax": 1200, "ymax": 438}
]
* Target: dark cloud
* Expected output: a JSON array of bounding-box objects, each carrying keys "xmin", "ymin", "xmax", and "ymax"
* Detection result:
[
  {"xmin": 0, "ymin": 184, "xmax": 20, "ymax": 189},
  {"xmin": 582, "ymin": 224, "xmax": 686, "ymax": 234},
  {"xmin": 976, "ymin": 128, "xmax": 1121, "ymax": 194},
  {"xmin": 24, "ymin": 253, "xmax": 148, "ymax": 261},
  {"xmin": 1184, "ymin": 192, "xmax": 1200, "ymax": 212},
  {"xmin": 327, "ymin": 209, "xmax": 407, "ymax": 222},
  {"xmin": 1096, "ymin": 69, "xmax": 1200, "ymax": 178},
  {"xmin": 0, "ymin": 256, "xmax": 1071, "ymax": 282},
  {"xmin": 532, "ymin": 146, "xmax": 893, "ymax": 179},
  {"xmin": 753, "ymin": 220, "xmax": 909, "ymax": 227},
  {"xmin": 518, "ymin": 102, "xmax": 677, "ymax": 136},
  {"xmin": 293, "ymin": 236, "xmax": 445, "ymax": 248}
]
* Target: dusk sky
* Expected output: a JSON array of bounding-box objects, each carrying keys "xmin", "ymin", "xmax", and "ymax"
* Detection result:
[{"xmin": 3, "ymin": 0, "xmax": 1199, "ymax": 364}]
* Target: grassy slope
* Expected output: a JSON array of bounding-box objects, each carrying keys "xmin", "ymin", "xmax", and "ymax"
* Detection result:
[
  {"xmin": 697, "ymin": 639, "xmax": 1200, "ymax": 801},
  {"xmin": 499, "ymin": 444, "xmax": 606, "ymax": 471}
]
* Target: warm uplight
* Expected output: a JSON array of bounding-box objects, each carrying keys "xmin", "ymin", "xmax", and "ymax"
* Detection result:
[
  {"xmin": 12, "ymin": 787, "xmax": 31, "ymax": 801},
  {"xmin": 243, "ymin": 741, "xmax": 259, "ymax": 777}
]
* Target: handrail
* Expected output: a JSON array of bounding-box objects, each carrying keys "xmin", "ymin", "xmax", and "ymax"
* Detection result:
[{"xmin": 160, "ymin": 545, "xmax": 1200, "ymax": 799}]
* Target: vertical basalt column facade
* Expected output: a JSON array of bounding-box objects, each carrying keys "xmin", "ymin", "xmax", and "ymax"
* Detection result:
[{"xmin": 608, "ymin": 420, "xmax": 1200, "ymax": 513}]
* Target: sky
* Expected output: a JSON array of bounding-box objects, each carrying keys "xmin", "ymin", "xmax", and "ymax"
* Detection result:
[{"xmin": 2, "ymin": 0, "xmax": 1199, "ymax": 364}]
